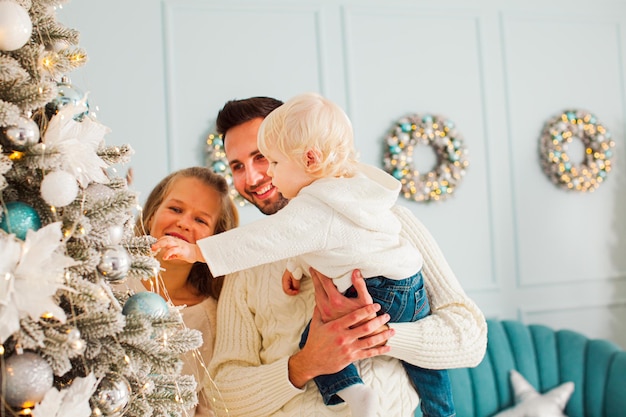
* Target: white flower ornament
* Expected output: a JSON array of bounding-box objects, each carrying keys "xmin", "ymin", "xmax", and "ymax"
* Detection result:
[
  {"xmin": 0, "ymin": 222, "xmax": 77, "ymax": 342},
  {"xmin": 43, "ymin": 98, "xmax": 110, "ymax": 187},
  {"xmin": 33, "ymin": 373, "xmax": 99, "ymax": 417}
]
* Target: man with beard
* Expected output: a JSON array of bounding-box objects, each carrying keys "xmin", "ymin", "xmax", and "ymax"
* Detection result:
[{"xmin": 206, "ymin": 96, "xmax": 487, "ymax": 417}]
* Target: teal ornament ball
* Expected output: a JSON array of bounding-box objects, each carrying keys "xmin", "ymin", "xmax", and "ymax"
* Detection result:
[
  {"xmin": 212, "ymin": 160, "xmax": 227, "ymax": 173},
  {"xmin": 45, "ymin": 76, "xmax": 89, "ymax": 121},
  {"xmin": 122, "ymin": 292, "xmax": 169, "ymax": 318},
  {"xmin": 0, "ymin": 201, "xmax": 42, "ymax": 240}
]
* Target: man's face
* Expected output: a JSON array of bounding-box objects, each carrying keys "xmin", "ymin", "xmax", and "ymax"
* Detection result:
[{"xmin": 224, "ymin": 118, "xmax": 288, "ymax": 215}]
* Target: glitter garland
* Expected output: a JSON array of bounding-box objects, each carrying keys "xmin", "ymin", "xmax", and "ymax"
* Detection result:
[
  {"xmin": 205, "ymin": 133, "xmax": 248, "ymax": 207},
  {"xmin": 539, "ymin": 109, "xmax": 615, "ymax": 192},
  {"xmin": 382, "ymin": 113, "xmax": 469, "ymax": 202}
]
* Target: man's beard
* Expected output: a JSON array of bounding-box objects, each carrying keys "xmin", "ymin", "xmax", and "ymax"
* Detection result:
[{"xmin": 255, "ymin": 194, "xmax": 289, "ymax": 215}]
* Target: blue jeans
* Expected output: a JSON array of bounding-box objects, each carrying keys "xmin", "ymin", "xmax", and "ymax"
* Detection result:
[{"xmin": 299, "ymin": 271, "xmax": 455, "ymax": 417}]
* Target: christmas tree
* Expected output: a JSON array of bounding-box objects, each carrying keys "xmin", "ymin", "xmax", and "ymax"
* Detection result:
[{"xmin": 0, "ymin": 1, "xmax": 202, "ymax": 416}]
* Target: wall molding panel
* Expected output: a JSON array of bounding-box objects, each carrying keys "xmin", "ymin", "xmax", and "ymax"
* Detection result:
[{"xmin": 59, "ymin": 0, "xmax": 626, "ymax": 347}]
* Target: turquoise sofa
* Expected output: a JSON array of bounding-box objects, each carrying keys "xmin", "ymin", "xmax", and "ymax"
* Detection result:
[{"xmin": 415, "ymin": 319, "xmax": 626, "ymax": 417}]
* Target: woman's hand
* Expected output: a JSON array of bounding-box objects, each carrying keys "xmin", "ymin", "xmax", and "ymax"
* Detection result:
[
  {"xmin": 287, "ymin": 305, "xmax": 394, "ymax": 388},
  {"xmin": 311, "ymin": 268, "xmax": 374, "ymax": 322}
]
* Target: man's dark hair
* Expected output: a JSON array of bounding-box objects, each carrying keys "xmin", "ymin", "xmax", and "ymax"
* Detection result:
[{"xmin": 216, "ymin": 96, "xmax": 283, "ymax": 138}]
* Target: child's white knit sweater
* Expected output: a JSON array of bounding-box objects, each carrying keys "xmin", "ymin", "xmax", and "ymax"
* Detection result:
[{"xmin": 207, "ymin": 205, "xmax": 487, "ymax": 416}]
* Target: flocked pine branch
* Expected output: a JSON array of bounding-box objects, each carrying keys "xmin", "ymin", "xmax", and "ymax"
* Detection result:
[{"xmin": 0, "ymin": 1, "xmax": 201, "ymax": 415}]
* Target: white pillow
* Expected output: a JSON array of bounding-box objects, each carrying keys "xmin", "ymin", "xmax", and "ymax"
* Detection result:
[{"xmin": 492, "ymin": 369, "xmax": 574, "ymax": 417}]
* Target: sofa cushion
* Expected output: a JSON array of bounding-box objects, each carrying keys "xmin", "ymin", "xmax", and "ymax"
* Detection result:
[{"xmin": 491, "ymin": 369, "xmax": 573, "ymax": 417}]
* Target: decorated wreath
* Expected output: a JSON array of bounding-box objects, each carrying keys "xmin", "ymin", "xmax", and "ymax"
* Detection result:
[
  {"xmin": 205, "ymin": 132, "xmax": 248, "ymax": 206},
  {"xmin": 382, "ymin": 113, "xmax": 469, "ymax": 202},
  {"xmin": 539, "ymin": 109, "xmax": 615, "ymax": 192}
]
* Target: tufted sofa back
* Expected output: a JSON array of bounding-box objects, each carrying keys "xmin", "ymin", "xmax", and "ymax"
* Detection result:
[{"xmin": 415, "ymin": 319, "xmax": 626, "ymax": 417}]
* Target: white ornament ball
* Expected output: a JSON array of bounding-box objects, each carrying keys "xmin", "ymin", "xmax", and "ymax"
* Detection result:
[
  {"xmin": 0, "ymin": 351, "xmax": 54, "ymax": 408},
  {"xmin": 41, "ymin": 170, "xmax": 79, "ymax": 207},
  {"xmin": 108, "ymin": 225, "xmax": 124, "ymax": 245},
  {"xmin": 0, "ymin": 1, "xmax": 33, "ymax": 51}
]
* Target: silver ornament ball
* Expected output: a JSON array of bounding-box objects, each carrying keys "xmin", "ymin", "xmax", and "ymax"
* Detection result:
[
  {"xmin": 91, "ymin": 373, "xmax": 132, "ymax": 417},
  {"xmin": 97, "ymin": 245, "xmax": 132, "ymax": 282},
  {"xmin": 0, "ymin": 351, "xmax": 53, "ymax": 408},
  {"xmin": 0, "ymin": 116, "xmax": 40, "ymax": 151}
]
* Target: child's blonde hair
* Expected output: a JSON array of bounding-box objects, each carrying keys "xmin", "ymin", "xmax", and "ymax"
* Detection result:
[{"xmin": 257, "ymin": 92, "xmax": 358, "ymax": 178}]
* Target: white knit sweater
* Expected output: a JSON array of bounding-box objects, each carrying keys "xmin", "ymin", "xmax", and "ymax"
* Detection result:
[
  {"xmin": 198, "ymin": 164, "xmax": 423, "ymax": 292},
  {"xmin": 207, "ymin": 205, "xmax": 487, "ymax": 416}
]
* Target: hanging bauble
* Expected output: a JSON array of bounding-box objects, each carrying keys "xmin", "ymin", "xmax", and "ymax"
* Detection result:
[
  {"xmin": 65, "ymin": 327, "xmax": 86, "ymax": 352},
  {"xmin": 0, "ymin": 116, "xmax": 40, "ymax": 151},
  {"xmin": 205, "ymin": 132, "xmax": 248, "ymax": 207},
  {"xmin": 0, "ymin": 351, "xmax": 54, "ymax": 408},
  {"xmin": 108, "ymin": 225, "xmax": 124, "ymax": 245},
  {"xmin": 41, "ymin": 170, "xmax": 79, "ymax": 207},
  {"xmin": 97, "ymin": 245, "xmax": 132, "ymax": 282},
  {"xmin": 45, "ymin": 76, "xmax": 89, "ymax": 121},
  {"xmin": 122, "ymin": 292, "xmax": 169, "ymax": 318},
  {"xmin": 0, "ymin": 1, "xmax": 32, "ymax": 51},
  {"xmin": 0, "ymin": 201, "xmax": 42, "ymax": 240},
  {"xmin": 91, "ymin": 373, "xmax": 131, "ymax": 417},
  {"xmin": 84, "ymin": 182, "xmax": 115, "ymax": 201}
]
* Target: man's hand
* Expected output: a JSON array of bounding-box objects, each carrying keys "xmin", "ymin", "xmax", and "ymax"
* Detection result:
[
  {"xmin": 151, "ymin": 236, "xmax": 206, "ymax": 263},
  {"xmin": 287, "ymin": 305, "xmax": 395, "ymax": 388},
  {"xmin": 311, "ymin": 268, "xmax": 373, "ymax": 322}
]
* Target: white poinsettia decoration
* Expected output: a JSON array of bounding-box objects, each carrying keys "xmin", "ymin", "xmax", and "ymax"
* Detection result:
[
  {"xmin": 0, "ymin": 222, "xmax": 77, "ymax": 343},
  {"xmin": 33, "ymin": 373, "xmax": 99, "ymax": 417},
  {"xmin": 43, "ymin": 99, "xmax": 111, "ymax": 187},
  {"xmin": 0, "ymin": 146, "xmax": 12, "ymax": 191}
]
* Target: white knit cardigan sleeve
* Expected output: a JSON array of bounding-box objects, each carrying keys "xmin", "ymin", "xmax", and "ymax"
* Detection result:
[{"xmin": 386, "ymin": 205, "xmax": 487, "ymax": 369}]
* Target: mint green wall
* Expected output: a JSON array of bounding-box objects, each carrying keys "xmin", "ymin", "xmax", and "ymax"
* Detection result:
[{"xmin": 60, "ymin": 0, "xmax": 626, "ymax": 347}]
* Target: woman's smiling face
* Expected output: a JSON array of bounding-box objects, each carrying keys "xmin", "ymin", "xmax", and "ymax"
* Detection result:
[{"xmin": 148, "ymin": 176, "xmax": 221, "ymax": 244}]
